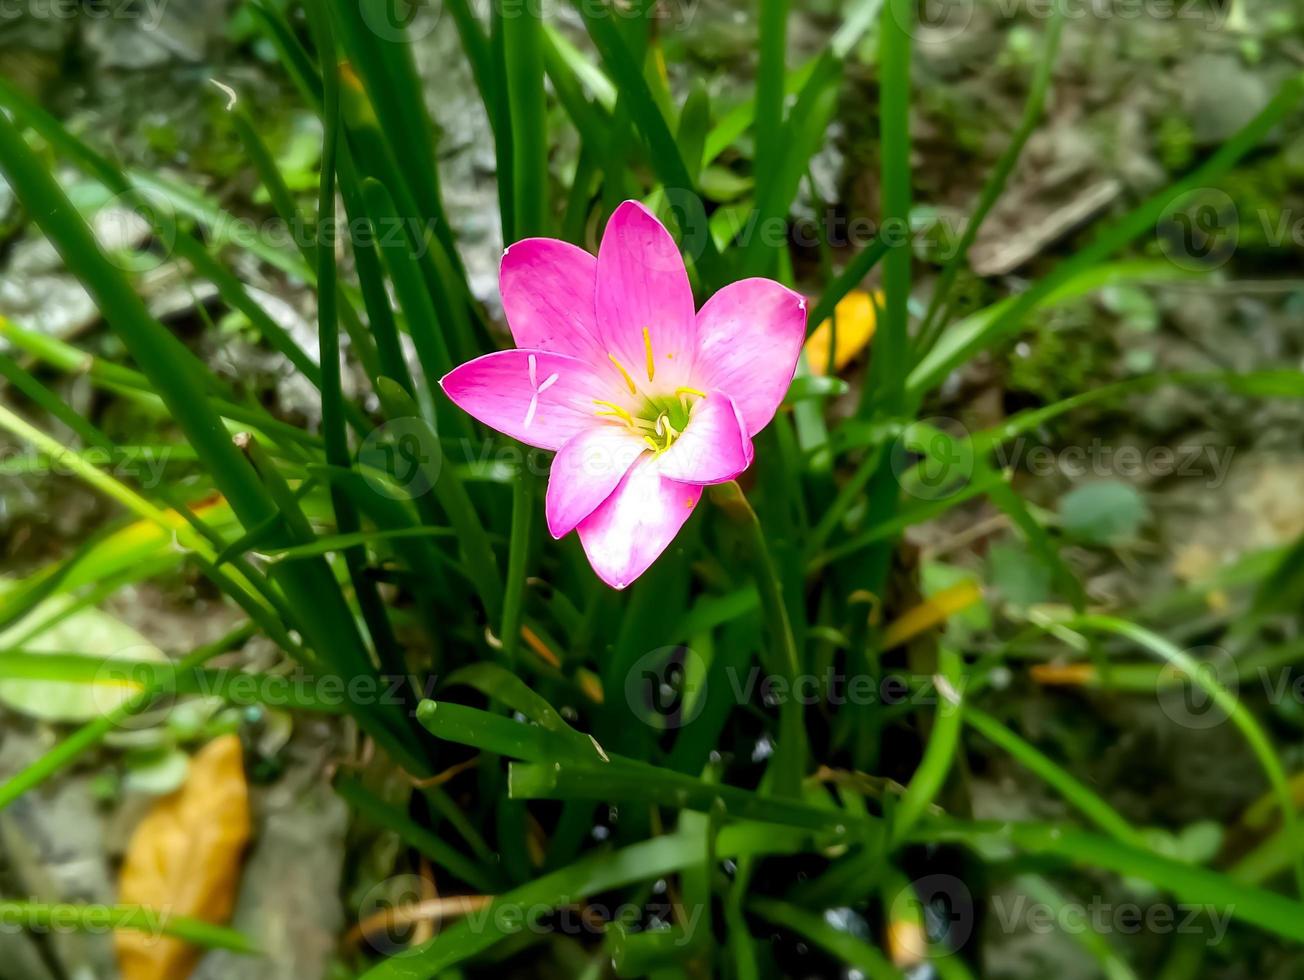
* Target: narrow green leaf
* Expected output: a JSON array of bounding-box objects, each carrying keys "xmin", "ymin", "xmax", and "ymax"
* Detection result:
[{"xmin": 0, "ymin": 901, "xmax": 257, "ymax": 954}]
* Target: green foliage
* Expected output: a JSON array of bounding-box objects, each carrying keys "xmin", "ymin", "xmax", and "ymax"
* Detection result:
[{"xmin": 0, "ymin": 3, "xmax": 1303, "ymax": 977}]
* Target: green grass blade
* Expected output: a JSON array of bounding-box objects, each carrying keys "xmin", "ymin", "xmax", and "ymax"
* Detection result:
[
  {"xmin": 358, "ymin": 835, "xmax": 710, "ymax": 978},
  {"xmin": 0, "ymin": 353, "xmax": 111, "ymax": 450},
  {"xmin": 330, "ymin": 0, "xmax": 460, "ymax": 272},
  {"xmin": 500, "ymin": 0, "xmax": 549, "ymax": 237},
  {"xmin": 359, "ymin": 178, "xmax": 456, "ymax": 411},
  {"xmin": 334, "ymin": 776, "xmax": 501, "ymax": 892},
  {"xmin": 570, "ymin": 0, "xmax": 722, "ymax": 283},
  {"xmin": 740, "ymin": 0, "xmax": 789, "ymax": 275},
  {"xmin": 909, "ymin": 72, "xmax": 1304, "ymax": 395},
  {"xmin": 372, "ymin": 380, "xmax": 503, "ymax": 623},
  {"xmin": 1067, "ymin": 615, "xmax": 1304, "ymax": 897},
  {"xmin": 500, "ymin": 471, "xmax": 536, "ymax": 663},
  {"xmin": 870, "ymin": 0, "xmax": 914, "ymax": 416},
  {"xmin": 0, "ymin": 317, "xmax": 320, "ymax": 449},
  {"xmin": 0, "ymin": 76, "xmax": 349, "ymax": 415},
  {"xmin": 707, "ymin": 482, "xmax": 806, "ymax": 797},
  {"xmin": 750, "ymin": 899, "xmax": 903, "ymax": 980},
  {"xmin": 263, "ymin": 527, "xmax": 455, "ymax": 562},
  {"xmin": 964, "ymin": 704, "xmax": 1145, "ymax": 846},
  {"xmin": 806, "ymin": 240, "xmax": 890, "ymax": 334},
  {"xmin": 1012, "ymin": 875, "xmax": 1137, "ymax": 980},
  {"xmin": 912, "ymin": 1, "xmax": 1065, "ymax": 358},
  {"xmin": 304, "ymin": 0, "xmax": 404, "ymax": 682},
  {"xmin": 0, "ymin": 625, "xmax": 252, "ymax": 811},
  {"xmin": 892, "ymin": 645, "xmax": 964, "ymax": 841},
  {"xmin": 0, "ymin": 901, "xmax": 258, "ymax": 954},
  {"xmin": 915, "ymin": 820, "xmax": 1304, "ymax": 944},
  {"xmin": 227, "ymin": 98, "xmax": 380, "ymax": 381}
]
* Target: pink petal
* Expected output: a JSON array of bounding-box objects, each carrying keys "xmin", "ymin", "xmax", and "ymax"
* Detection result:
[
  {"xmin": 656, "ymin": 390, "xmax": 752, "ymax": 484},
  {"xmin": 576, "ymin": 456, "xmax": 702, "ymax": 589},
  {"xmin": 693, "ymin": 278, "xmax": 808, "ymax": 436},
  {"xmin": 595, "ymin": 201, "xmax": 696, "ymax": 391},
  {"xmin": 546, "ymin": 424, "xmax": 647, "ymax": 538},
  {"xmin": 500, "ymin": 238, "xmax": 604, "ymax": 361},
  {"xmin": 440, "ymin": 349, "xmax": 605, "ymax": 451}
]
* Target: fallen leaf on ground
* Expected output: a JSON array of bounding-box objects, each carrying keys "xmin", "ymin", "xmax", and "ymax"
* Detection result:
[
  {"xmin": 803, "ymin": 289, "xmax": 881, "ymax": 376},
  {"xmin": 881, "ymin": 580, "xmax": 982, "ymax": 651},
  {"xmin": 117, "ymin": 734, "xmax": 251, "ymax": 980}
]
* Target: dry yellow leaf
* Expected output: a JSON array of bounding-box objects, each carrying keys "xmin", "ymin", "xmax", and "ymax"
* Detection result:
[
  {"xmin": 1029, "ymin": 662, "xmax": 1097, "ymax": 686},
  {"xmin": 803, "ymin": 289, "xmax": 881, "ymax": 376},
  {"xmin": 880, "ymin": 580, "xmax": 982, "ymax": 651},
  {"xmin": 116, "ymin": 734, "xmax": 251, "ymax": 980}
]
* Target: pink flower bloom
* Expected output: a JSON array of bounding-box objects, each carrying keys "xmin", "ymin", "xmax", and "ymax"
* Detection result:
[{"xmin": 441, "ymin": 201, "xmax": 807, "ymax": 588}]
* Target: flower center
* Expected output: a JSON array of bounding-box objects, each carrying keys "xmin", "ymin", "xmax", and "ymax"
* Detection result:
[
  {"xmin": 594, "ymin": 389, "xmax": 705, "ymax": 454},
  {"xmin": 592, "ymin": 328, "xmax": 703, "ymax": 455}
]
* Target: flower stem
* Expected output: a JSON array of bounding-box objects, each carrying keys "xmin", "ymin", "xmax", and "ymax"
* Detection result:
[
  {"xmin": 501, "ymin": 470, "xmax": 538, "ymax": 665},
  {"xmin": 709, "ymin": 481, "xmax": 805, "ymax": 797}
]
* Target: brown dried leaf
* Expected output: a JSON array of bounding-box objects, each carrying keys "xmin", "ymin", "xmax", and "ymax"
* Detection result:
[{"xmin": 116, "ymin": 734, "xmax": 251, "ymax": 980}]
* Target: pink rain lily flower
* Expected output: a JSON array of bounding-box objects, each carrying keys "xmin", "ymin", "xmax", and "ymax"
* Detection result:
[{"xmin": 441, "ymin": 201, "xmax": 807, "ymax": 589}]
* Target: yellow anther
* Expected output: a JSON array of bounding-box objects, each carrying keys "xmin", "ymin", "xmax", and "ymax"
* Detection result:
[
  {"xmin": 608, "ymin": 353, "xmax": 638, "ymax": 395},
  {"xmin": 674, "ymin": 387, "xmax": 706, "ymax": 399},
  {"xmin": 642, "ymin": 327, "xmax": 655, "ymax": 382},
  {"xmin": 643, "ymin": 435, "xmax": 662, "ymax": 452}
]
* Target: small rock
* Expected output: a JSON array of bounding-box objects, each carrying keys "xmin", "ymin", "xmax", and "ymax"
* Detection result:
[
  {"xmin": 1182, "ymin": 54, "xmax": 1270, "ymax": 146},
  {"xmin": 83, "ymin": 0, "xmax": 232, "ymax": 69},
  {"xmin": 0, "ymin": 730, "xmax": 116, "ymax": 979}
]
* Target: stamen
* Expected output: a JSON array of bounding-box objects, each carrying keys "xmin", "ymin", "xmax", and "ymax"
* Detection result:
[
  {"xmin": 642, "ymin": 327, "xmax": 655, "ymax": 382},
  {"xmin": 608, "ymin": 353, "xmax": 638, "ymax": 395},
  {"xmin": 643, "ymin": 435, "xmax": 662, "ymax": 452},
  {"xmin": 592, "ymin": 400, "xmax": 634, "ymax": 424},
  {"xmin": 674, "ymin": 387, "xmax": 706, "ymax": 399}
]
